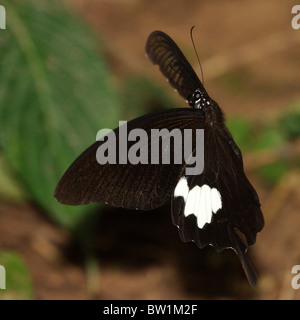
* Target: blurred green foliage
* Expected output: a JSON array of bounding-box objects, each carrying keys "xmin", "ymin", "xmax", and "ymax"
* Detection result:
[
  {"xmin": 257, "ymin": 160, "xmax": 290, "ymax": 185},
  {"xmin": 121, "ymin": 75, "xmax": 175, "ymax": 119},
  {"xmin": 0, "ymin": 251, "xmax": 33, "ymax": 299},
  {"xmin": 226, "ymin": 117, "xmax": 253, "ymax": 150},
  {"xmin": 279, "ymin": 101, "xmax": 300, "ymax": 140},
  {"xmin": 0, "ymin": 0, "xmax": 122, "ymax": 230},
  {"xmin": 227, "ymin": 104, "xmax": 300, "ymax": 185},
  {"xmin": 253, "ymin": 126, "xmax": 285, "ymax": 151},
  {"xmin": 216, "ymin": 71, "xmax": 248, "ymax": 96},
  {"xmin": 0, "ymin": 156, "xmax": 26, "ymax": 202}
]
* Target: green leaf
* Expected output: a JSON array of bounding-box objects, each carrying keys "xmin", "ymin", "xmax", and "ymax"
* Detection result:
[
  {"xmin": 0, "ymin": 1, "xmax": 122, "ymax": 229},
  {"xmin": 226, "ymin": 117, "xmax": 253, "ymax": 150},
  {"xmin": 0, "ymin": 250, "xmax": 33, "ymax": 299},
  {"xmin": 0, "ymin": 156, "xmax": 26, "ymax": 202},
  {"xmin": 252, "ymin": 125, "xmax": 285, "ymax": 151},
  {"xmin": 257, "ymin": 160, "xmax": 289, "ymax": 185},
  {"xmin": 279, "ymin": 103, "xmax": 300, "ymax": 140},
  {"xmin": 121, "ymin": 75, "xmax": 175, "ymax": 119},
  {"xmin": 215, "ymin": 71, "xmax": 247, "ymax": 95}
]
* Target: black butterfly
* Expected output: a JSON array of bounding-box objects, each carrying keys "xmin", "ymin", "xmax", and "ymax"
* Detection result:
[{"xmin": 54, "ymin": 31, "xmax": 264, "ymax": 287}]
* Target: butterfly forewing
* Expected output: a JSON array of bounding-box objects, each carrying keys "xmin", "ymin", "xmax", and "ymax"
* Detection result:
[
  {"xmin": 146, "ymin": 31, "xmax": 205, "ymax": 102},
  {"xmin": 55, "ymin": 108, "xmax": 205, "ymax": 210}
]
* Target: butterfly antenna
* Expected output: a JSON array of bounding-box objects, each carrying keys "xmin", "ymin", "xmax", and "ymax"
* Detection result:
[{"xmin": 190, "ymin": 26, "xmax": 204, "ymax": 85}]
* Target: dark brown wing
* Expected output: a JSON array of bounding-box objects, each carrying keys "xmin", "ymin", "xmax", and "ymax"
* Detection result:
[
  {"xmin": 171, "ymin": 123, "xmax": 264, "ymax": 286},
  {"xmin": 54, "ymin": 108, "xmax": 205, "ymax": 210},
  {"xmin": 145, "ymin": 31, "xmax": 206, "ymax": 101}
]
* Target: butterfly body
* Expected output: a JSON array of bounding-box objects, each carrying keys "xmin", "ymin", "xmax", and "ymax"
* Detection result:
[{"xmin": 55, "ymin": 30, "xmax": 264, "ymax": 287}]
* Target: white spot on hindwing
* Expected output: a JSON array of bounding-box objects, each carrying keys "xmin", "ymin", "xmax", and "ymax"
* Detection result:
[
  {"xmin": 211, "ymin": 187, "xmax": 222, "ymax": 214},
  {"xmin": 174, "ymin": 177, "xmax": 222, "ymax": 229},
  {"xmin": 174, "ymin": 177, "xmax": 189, "ymax": 202}
]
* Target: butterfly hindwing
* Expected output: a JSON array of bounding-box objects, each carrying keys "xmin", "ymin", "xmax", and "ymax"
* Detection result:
[{"xmin": 171, "ymin": 124, "xmax": 264, "ymax": 286}]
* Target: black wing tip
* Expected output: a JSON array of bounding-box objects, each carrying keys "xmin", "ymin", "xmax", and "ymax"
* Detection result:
[
  {"xmin": 145, "ymin": 30, "xmax": 175, "ymax": 56},
  {"xmin": 146, "ymin": 30, "xmax": 169, "ymax": 40},
  {"xmin": 54, "ymin": 193, "xmax": 89, "ymax": 206},
  {"xmin": 53, "ymin": 188, "xmax": 71, "ymax": 205},
  {"xmin": 54, "ymin": 183, "xmax": 85, "ymax": 206}
]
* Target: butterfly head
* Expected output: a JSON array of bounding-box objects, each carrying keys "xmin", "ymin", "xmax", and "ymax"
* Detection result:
[
  {"xmin": 188, "ymin": 89, "xmax": 223, "ymax": 124},
  {"xmin": 188, "ymin": 89, "xmax": 213, "ymax": 109}
]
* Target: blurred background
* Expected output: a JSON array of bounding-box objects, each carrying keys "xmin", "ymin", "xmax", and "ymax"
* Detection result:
[{"xmin": 0, "ymin": 0, "xmax": 299, "ymax": 299}]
